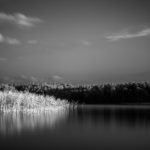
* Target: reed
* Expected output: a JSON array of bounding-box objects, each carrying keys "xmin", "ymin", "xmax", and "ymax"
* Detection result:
[{"xmin": 0, "ymin": 90, "xmax": 69, "ymax": 112}]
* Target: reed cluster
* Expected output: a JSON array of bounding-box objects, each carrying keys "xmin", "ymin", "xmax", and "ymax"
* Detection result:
[{"xmin": 0, "ymin": 90, "xmax": 69, "ymax": 112}]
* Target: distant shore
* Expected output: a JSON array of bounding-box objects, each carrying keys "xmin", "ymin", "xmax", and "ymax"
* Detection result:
[{"xmin": 0, "ymin": 82, "xmax": 150, "ymax": 105}]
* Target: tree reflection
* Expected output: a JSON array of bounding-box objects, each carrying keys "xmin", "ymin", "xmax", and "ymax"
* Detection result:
[{"xmin": 69, "ymin": 105, "xmax": 150, "ymax": 128}]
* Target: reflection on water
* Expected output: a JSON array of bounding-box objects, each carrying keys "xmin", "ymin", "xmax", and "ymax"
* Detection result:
[
  {"xmin": 70, "ymin": 105, "xmax": 150, "ymax": 129},
  {"xmin": 1, "ymin": 105, "xmax": 150, "ymax": 150},
  {"xmin": 1, "ymin": 105, "xmax": 150, "ymax": 135},
  {"xmin": 0, "ymin": 108, "xmax": 69, "ymax": 135}
]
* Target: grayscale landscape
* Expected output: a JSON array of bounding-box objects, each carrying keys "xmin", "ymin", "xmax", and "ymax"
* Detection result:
[{"xmin": 0, "ymin": 0, "xmax": 150, "ymax": 150}]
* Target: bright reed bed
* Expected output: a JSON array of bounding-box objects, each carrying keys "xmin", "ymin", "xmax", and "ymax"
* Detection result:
[{"xmin": 0, "ymin": 90, "xmax": 70, "ymax": 112}]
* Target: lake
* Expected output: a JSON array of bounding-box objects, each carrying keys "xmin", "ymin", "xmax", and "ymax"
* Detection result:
[{"xmin": 0, "ymin": 105, "xmax": 150, "ymax": 150}]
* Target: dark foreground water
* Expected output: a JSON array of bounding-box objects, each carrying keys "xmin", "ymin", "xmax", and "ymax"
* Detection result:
[{"xmin": 1, "ymin": 105, "xmax": 150, "ymax": 150}]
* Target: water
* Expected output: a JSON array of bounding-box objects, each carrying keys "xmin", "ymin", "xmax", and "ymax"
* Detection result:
[{"xmin": 1, "ymin": 105, "xmax": 150, "ymax": 150}]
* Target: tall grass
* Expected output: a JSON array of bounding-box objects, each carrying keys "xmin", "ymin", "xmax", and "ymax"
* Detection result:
[{"xmin": 0, "ymin": 90, "xmax": 69, "ymax": 112}]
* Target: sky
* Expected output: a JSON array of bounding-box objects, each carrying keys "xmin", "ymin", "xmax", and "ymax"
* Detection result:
[{"xmin": 0, "ymin": 0, "xmax": 150, "ymax": 84}]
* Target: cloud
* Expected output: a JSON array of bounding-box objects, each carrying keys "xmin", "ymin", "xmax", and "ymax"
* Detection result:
[
  {"xmin": 6, "ymin": 37, "xmax": 21, "ymax": 45},
  {"xmin": 0, "ymin": 12, "xmax": 43, "ymax": 27},
  {"xmin": 20, "ymin": 75, "xmax": 38, "ymax": 81},
  {"xmin": 27, "ymin": 40, "xmax": 37, "ymax": 44},
  {"xmin": 52, "ymin": 75, "xmax": 63, "ymax": 80},
  {"xmin": 81, "ymin": 40, "xmax": 91, "ymax": 46},
  {"xmin": 106, "ymin": 28, "xmax": 150, "ymax": 41},
  {"xmin": 0, "ymin": 33, "xmax": 21, "ymax": 45},
  {"xmin": 20, "ymin": 75, "xmax": 27, "ymax": 79},
  {"xmin": 0, "ymin": 33, "xmax": 4, "ymax": 42},
  {"xmin": 30, "ymin": 76, "xmax": 38, "ymax": 82},
  {"xmin": 17, "ymin": 56, "xmax": 25, "ymax": 60},
  {"xmin": 0, "ymin": 57, "xmax": 7, "ymax": 61}
]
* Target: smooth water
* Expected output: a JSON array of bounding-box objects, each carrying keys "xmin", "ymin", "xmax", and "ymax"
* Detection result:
[{"xmin": 1, "ymin": 105, "xmax": 150, "ymax": 150}]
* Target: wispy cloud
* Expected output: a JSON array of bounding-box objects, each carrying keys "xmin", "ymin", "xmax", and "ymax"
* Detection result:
[
  {"xmin": 0, "ymin": 57, "xmax": 7, "ymax": 61},
  {"xmin": 0, "ymin": 12, "xmax": 43, "ymax": 27},
  {"xmin": 0, "ymin": 33, "xmax": 21, "ymax": 45},
  {"xmin": 81, "ymin": 40, "xmax": 92, "ymax": 46},
  {"xmin": 20, "ymin": 75, "xmax": 27, "ymax": 79},
  {"xmin": 17, "ymin": 56, "xmax": 25, "ymax": 60},
  {"xmin": 6, "ymin": 37, "xmax": 21, "ymax": 45},
  {"xmin": 20, "ymin": 75, "xmax": 37, "ymax": 81},
  {"xmin": 27, "ymin": 40, "xmax": 37, "ymax": 44},
  {"xmin": 106, "ymin": 28, "xmax": 150, "ymax": 41},
  {"xmin": 0, "ymin": 33, "xmax": 4, "ymax": 42},
  {"xmin": 30, "ymin": 76, "xmax": 38, "ymax": 82},
  {"xmin": 52, "ymin": 75, "xmax": 63, "ymax": 80}
]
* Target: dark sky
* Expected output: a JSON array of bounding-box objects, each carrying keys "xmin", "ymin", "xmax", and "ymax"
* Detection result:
[{"xmin": 0, "ymin": 0, "xmax": 150, "ymax": 83}]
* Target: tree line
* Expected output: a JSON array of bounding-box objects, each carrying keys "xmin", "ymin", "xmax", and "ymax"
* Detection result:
[{"xmin": 0, "ymin": 82, "xmax": 150, "ymax": 104}]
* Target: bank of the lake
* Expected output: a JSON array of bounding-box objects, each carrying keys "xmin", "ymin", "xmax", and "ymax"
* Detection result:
[{"xmin": 1, "ymin": 82, "xmax": 150, "ymax": 105}]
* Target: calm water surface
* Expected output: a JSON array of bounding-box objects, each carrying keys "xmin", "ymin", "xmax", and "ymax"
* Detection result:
[{"xmin": 1, "ymin": 105, "xmax": 150, "ymax": 150}]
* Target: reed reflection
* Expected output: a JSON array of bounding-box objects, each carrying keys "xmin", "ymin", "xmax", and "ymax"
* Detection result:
[{"xmin": 0, "ymin": 108, "xmax": 69, "ymax": 135}]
